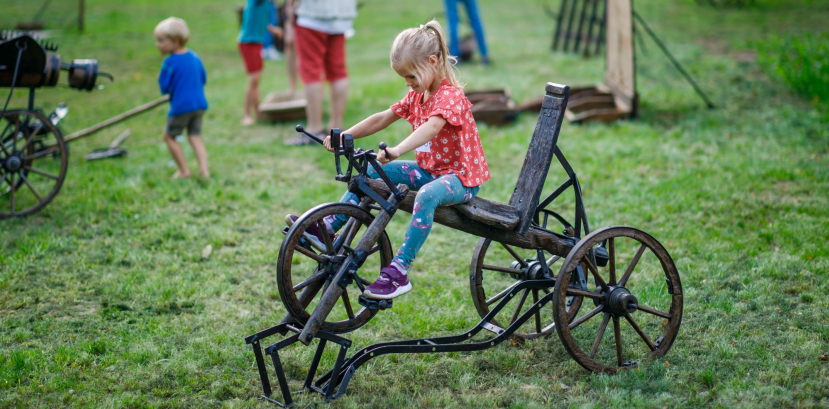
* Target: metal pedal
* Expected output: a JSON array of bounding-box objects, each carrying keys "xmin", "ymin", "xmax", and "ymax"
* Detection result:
[{"xmin": 358, "ymin": 295, "xmax": 392, "ymax": 311}]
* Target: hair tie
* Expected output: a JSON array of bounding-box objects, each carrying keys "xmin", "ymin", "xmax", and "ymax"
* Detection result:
[{"xmin": 419, "ymin": 24, "xmax": 426, "ymax": 31}]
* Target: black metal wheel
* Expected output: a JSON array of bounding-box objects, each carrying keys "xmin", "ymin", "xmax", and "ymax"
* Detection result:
[
  {"xmin": 0, "ymin": 110, "xmax": 68, "ymax": 219},
  {"xmin": 470, "ymin": 238, "xmax": 583, "ymax": 340},
  {"xmin": 552, "ymin": 226, "xmax": 683, "ymax": 374},
  {"xmin": 277, "ymin": 202, "xmax": 393, "ymax": 334}
]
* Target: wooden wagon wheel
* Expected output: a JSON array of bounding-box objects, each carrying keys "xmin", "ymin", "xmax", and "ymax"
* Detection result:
[
  {"xmin": 277, "ymin": 202, "xmax": 393, "ymax": 334},
  {"xmin": 470, "ymin": 238, "xmax": 584, "ymax": 340},
  {"xmin": 0, "ymin": 110, "xmax": 68, "ymax": 219},
  {"xmin": 552, "ymin": 226, "xmax": 683, "ymax": 373}
]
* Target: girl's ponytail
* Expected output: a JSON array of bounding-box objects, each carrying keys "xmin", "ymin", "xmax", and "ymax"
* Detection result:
[
  {"xmin": 422, "ymin": 20, "xmax": 462, "ymax": 89},
  {"xmin": 390, "ymin": 19, "xmax": 464, "ymax": 90}
]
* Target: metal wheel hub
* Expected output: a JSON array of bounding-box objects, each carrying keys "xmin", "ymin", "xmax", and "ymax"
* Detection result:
[
  {"xmin": 3, "ymin": 155, "xmax": 22, "ymax": 172},
  {"xmin": 509, "ymin": 260, "xmax": 545, "ymax": 281},
  {"xmin": 605, "ymin": 286, "xmax": 638, "ymax": 316}
]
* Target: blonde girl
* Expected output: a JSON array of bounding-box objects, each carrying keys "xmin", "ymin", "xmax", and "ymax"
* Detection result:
[{"xmin": 287, "ymin": 19, "xmax": 490, "ymax": 300}]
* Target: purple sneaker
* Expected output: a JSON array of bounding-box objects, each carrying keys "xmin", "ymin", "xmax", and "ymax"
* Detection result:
[
  {"xmin": 363, "ymin": 262, "xmax": 411, "ymax": 300},
  {"xmin": 285, "ymin": 214, "xmax": 336, "ymax": 251}
]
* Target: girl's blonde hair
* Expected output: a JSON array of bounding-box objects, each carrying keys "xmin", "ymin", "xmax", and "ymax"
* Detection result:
[
  {"xmin": 390, "ymin": 19, "xmax": 463, "ymax": 90},
  {"xmin": 155, "ymin": 17, "xmax": 190, "ymax": 46}
]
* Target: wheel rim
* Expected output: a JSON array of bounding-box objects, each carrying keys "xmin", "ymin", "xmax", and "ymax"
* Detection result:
[
  {"xmin": 277, "ymin": 202, "xmax": 393, "ymax": 334},
  {"xmin": 470, "ymin": 238, "xmax": 583, "ymax": 340},
  {"xmin": 552, "ymin": 226, "xmax": 683, "ymax": 373},
  {"xmin": 0, "ymin": 110, "xmax": 68, "ymax": 219}
]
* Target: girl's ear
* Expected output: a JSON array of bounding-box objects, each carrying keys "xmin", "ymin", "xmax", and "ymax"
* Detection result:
[{"xmin": 429, "ymin": 55, "xmax": 439, "ymax": 67}]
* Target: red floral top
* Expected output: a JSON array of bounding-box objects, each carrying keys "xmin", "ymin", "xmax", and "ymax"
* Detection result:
[{"xmin": 390, "ymin": 79, "xmax": 490, "ymax": 187}]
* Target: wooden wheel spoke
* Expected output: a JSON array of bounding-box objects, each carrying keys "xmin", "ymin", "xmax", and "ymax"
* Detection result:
[
  {"xmin": 20, "ymin": 123, "xmax": 42, "ymax": 153},
  {"xmin": 500, "ymin": 243, "xmax": 528, "ymax": 268},
  {"xmin": 619, "ymin": 243, "xmax": 647, "ymax": 287},
  {"xmin": 613, "ymin": 316, "xmax": 623, "ymax": 366},
  {"xmin": 19, "ymin": 173, "xmax": 41, "ymax": 201},
  {"xmin": 317, "ymin": 220, "xmax": 335, "ymax": 254},
  {"xmin": 608, "ymin": 238, "xmax": 616, "ymax": 285},
  {"xmin": 22, "ymin": 145, "xmax": 59, "ymax": 161},
  {"xmin": 292, "ymin": 271, "xmax": 328, "ymax": 292},
  {"xmin": 341, "ymin": 291, "xmax": 355, "ymax": 319},
  {"xmin": 568, "ymin": 305, "xmax": 603, "ymax": 330},
  {"xmin": 342, "ymin": 218, "xmax": 362, "ymax": 248},
  {"xmin": 589, "ymin": 313, "xmax": 611, "ymax": 359},
  {"xmin": 624, "ymin": 313, "xmax": 656, "ymax": 351},
  {"xmin": 294, "ymin": 245, "xmax": 324, "ymax": 263},
  {"xmin": 509, "ymin": 289, "xmax": 530, "ymax": 325},
  {"xmin": 482, "ymin": 264, "xmax": 523, "ymax": 275},
  {"xmin": 23, "ymin": 166, "xmax": 59, "ymax": 180},
  {"xmin": 583, "ymin": 257, "xmax": 608, "ymax": 289},
  {"xmin": 566, "ymin": 287, "xmax": 603, "ymax": 300},
  {"xmin": 366, "ymin": 244, "xmax": 382, "ymax": 256},
  {"xmin": 532, "ymin": 289, "xmax": 541, "ymax": 333},
  {"xmin": 636, "ymin": 304, "xmax": 672, "ymax": 319}
]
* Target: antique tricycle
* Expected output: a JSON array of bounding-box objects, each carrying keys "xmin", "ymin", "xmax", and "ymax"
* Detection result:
[{"xmin": 244, "ymin": 83, "xmax": 683, "ymax": 406}]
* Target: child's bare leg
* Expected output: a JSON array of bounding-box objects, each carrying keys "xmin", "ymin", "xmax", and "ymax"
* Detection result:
[
  {"xmin": 243, "ymin": 71, "xmax": 262, "ymax": 125},
  {"xmin": 303, "ymin": 81, "xmax": 324, "ymax": 133},
  {"xmin": 284, "ymin": 22, "xmax": 298, "ymax": 95},
  {"xmin": 188, "ymin": 135, "xmax": 210, "ymax": 178},
  {"xmin": 164, "ymin": 133, "xmax": 190, "ymax": 178},
  {"xmin": 329, "ymin": 78, "xmax": 348, "ymax": 130}
]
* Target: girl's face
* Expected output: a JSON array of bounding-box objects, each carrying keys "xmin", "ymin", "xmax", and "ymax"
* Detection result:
[{"xmin": 394, "ymin": 55, "xmax": 440, "ymax": 94}]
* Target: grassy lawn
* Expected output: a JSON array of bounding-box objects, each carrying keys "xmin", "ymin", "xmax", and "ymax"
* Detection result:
[{"xmin": 1, "ymin": 0, "xmax": 828, "ymax": 407}]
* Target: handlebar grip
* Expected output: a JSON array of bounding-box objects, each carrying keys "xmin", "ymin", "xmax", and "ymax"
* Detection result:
[{"xmin": 379, "ymin": 142, "xmax": 389, "ymax": 157}]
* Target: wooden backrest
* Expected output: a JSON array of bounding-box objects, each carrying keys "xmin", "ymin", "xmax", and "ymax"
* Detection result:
[{"xmin": 508, "ymin": 82, "xmax": 571, "ymax": 235}]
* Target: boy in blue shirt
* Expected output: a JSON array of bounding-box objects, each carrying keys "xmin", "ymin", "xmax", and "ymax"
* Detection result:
[
  {"xmin": 238, "ymin": 0, "xmax": 283, "ymax": 126},
  {"xmin": 155, "ymin": 17, "xmax": 210, "ymax": 178}
]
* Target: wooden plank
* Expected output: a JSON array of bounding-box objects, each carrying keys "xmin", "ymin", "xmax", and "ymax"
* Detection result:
[
  {"xmin": 604, "ymin": 0, "xmax": 635, "ymax": 112},
  {"xmin": 64, "ymin": 96, "xmax": 169, "ymax": 143},
  {"xmin": 508, "ymin": 82, "xmax": 570, "ymax": 236}
]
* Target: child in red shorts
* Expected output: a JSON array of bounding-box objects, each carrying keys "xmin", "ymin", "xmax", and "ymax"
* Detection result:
[{"xmin": 238, "ymin": 0, "xmax": 283, "ymax": 126}]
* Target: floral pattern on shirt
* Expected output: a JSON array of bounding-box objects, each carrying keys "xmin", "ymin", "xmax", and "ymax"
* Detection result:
[{"xmin": 390, "ymin": 79, "xmax": 490, "ymax": 187}]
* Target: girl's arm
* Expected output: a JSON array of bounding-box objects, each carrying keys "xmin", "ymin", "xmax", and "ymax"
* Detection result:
[
  {"xmin": 323, "ymin": 109, "xmax": 400, "ymax": 151},
  {"xmin": 377, "ymin": 115, "xmax": 446, "ymax": 164}
]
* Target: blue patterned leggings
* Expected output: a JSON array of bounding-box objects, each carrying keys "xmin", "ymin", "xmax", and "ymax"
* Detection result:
[{"xmin": 327, "ymin": 161, "xmax": 479, "ymax": 269}]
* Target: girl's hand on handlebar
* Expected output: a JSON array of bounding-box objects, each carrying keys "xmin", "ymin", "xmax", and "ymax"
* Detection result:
[
  {"xmin": 322, "ymin": 135, "xmax": 334, "ymax": 152},
  {"xmin": 377, "ymin": 146, "xmax": 400, "ymax": 164}
]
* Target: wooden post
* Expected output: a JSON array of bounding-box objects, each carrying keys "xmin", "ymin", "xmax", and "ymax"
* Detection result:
[
  {"xmin": 604, "ymin": 0, "xmax": 635, "ymax": 115},
  {"xmin": 78, "ymin": 0, "xmax": 85, "ymax": 32}
]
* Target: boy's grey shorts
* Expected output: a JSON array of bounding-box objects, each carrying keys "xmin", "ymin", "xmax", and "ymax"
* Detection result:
[{"xmin": 165, "ymin": 110, "xmax": 205, "ymax": 137}]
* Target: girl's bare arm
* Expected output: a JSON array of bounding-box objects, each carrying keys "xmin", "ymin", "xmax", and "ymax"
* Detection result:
[
  {"xmin": 377, "ymin": 115, "xmax": 446, "ymax": 164},
  {"xmin": 324, "ymin": 109, "xmax": 400, "ymax": 151}
]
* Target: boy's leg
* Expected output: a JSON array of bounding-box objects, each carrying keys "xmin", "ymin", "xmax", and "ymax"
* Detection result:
[
  {"xmin": 325, "ymin": 33, "xmax": 348, "ymax": 131},
  {"xmin": 164, "ymin": 133, "xmax": 190, "ymax": 178},
  {"xmin": 188, "ymin": 136, "xmax": 209, "ymax": 178},
  {"xmin": 185, "ymin": 110, "xmax": 209, "ymax": 177},
  {"xmin": 284, "ymin": 5, "xmax": 299, "ymax": 95},
  {"xmin": 164, "ymin": 115, "xmax": 190, "ymax": 177}
]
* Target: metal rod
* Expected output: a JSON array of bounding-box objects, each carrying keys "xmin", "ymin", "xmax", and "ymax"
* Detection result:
[{"xmin": 632, "ymin": 9, "xmax": 715, "ymax": 109}]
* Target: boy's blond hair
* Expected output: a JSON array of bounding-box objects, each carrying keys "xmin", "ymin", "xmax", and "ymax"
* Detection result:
[
  {"xmin": 155, "ymin": 17, "xmax": 190, "ymax": 46},
  {"xmin": 390, "ymin": 19, "xmax": 463, "ymax": 90}
]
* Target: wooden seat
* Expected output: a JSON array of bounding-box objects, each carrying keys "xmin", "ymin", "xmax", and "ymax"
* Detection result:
[{"xmin": 368, "ymin": 179, "xmax": 519, "ymax": 230}]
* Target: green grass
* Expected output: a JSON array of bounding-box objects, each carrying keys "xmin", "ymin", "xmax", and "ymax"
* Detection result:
[{"xmin": 2, "ymin": 0, "xmax": 828, "ymax": 407}]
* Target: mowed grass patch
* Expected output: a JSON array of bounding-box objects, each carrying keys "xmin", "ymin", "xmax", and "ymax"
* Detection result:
[{"xmin": 2, "ymin": 0, "xmax": 829, "ymax": 407}]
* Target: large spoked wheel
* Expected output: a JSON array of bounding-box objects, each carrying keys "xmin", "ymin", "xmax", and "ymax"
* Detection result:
[
  {"xmin": 552, "ymin": 226, "xmax": 683, "ymax": 374},
  {"xmin": 0, "ymin": 110, "xmax": 68, "ymax": 218},
  {"xmin": 277, "ymin": 202, "xmax": 394, "ymax": 334},
  {"xmin": 470, "ymin": 238, "xmax": 583, "ymax": 340}
]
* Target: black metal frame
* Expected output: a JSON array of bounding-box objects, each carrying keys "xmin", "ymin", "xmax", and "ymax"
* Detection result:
[{"xmin": 244, "ymin": 279, "xmax": 558, "ymax": 406}]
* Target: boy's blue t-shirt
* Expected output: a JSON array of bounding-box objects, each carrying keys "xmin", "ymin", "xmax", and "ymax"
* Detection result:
[
  {"xmin": 238, "ymin": 0, "xmax": 271, "ymax": 44},
  {"xmin": 263, "ymin": 1, "xmax": 280, "ymax": 48},
  {"xmin": 158, "ymin": 50, "xmax": 208, "ymax": 117}
]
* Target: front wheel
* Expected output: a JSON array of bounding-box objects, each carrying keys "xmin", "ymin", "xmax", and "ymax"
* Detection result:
[
  {"xmin": 552, "ymin": 226, "xmax": 683, "ymax": 374},
  {"xmin": 276, "ymin": 202, "xmax": 394, "ymax": 334}
]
